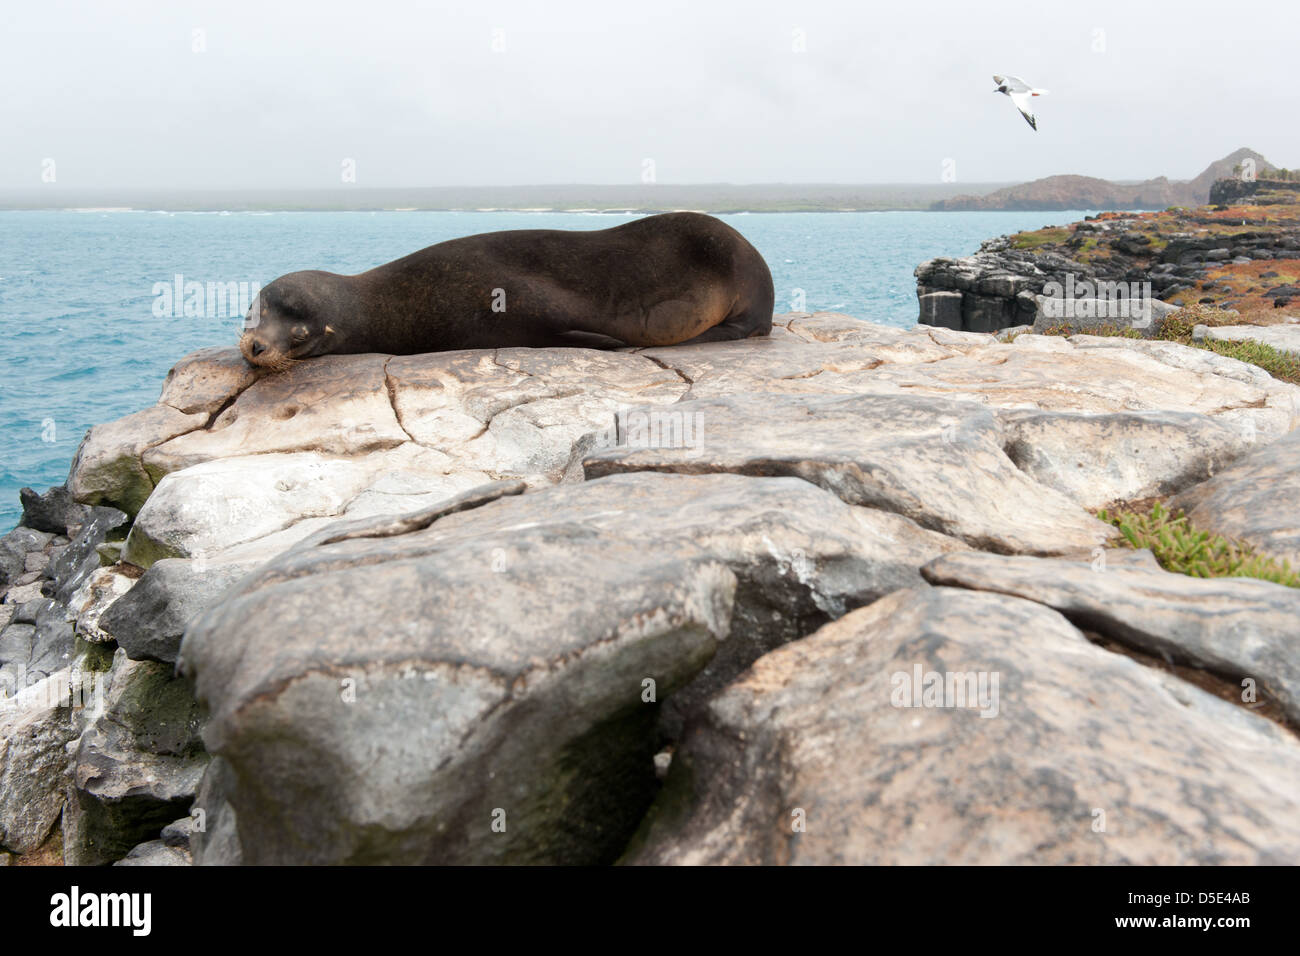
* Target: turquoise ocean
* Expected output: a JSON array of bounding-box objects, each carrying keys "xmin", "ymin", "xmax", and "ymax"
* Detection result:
[{"xmin": 0, "ymin": 209, "xmax": 1106, "ymax": 530}]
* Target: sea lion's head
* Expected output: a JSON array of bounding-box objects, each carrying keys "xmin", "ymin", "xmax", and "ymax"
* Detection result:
[{"xmin": 240, "ymin": 271, "xmax": 341, "ymax": 369}]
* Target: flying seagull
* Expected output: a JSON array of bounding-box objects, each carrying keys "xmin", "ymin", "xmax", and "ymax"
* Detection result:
[{"xmin": 992, "ymin": 74, "xmax": 1048, "ymax": 130}]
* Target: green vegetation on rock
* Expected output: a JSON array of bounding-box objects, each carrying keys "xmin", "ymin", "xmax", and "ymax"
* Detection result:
[
  {"xmin": 1040, "ymin": 323, "xmax": 1142, "ymax": 339},
  {"xmin": 1039, "ymin": 303, "xmax": 1300, "ymax": 384},
  {"xmin": 1010, "ymin": 227, "xmax": 1070, "ymax": 249},
  {"xmin": 1097, "ymin": 501, "xmax": 1300, "ymax": 588},
  {"xmin": 1199, "ymin": 338, "xmax": 1300, "ymax": 383},
  {"xmin": 1160, "ymin": 305, "xmax": 1300, "ymax": 383}
]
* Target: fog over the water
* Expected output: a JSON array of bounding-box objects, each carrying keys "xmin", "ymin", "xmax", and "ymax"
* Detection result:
[{"xmin": 1, "ymin": 0, "xmax": 1294, "ymax": 190}]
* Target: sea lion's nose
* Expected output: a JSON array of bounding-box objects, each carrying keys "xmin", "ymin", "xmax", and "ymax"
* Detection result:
[{"xmin": 250, "ymin": 341, "xmax": 266, "ymax": 357}]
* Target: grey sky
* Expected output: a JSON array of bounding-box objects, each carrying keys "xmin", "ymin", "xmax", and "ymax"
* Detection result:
[{"xmin": 2, "ymin": 0, "xmax": 1294, "ymax": 189}]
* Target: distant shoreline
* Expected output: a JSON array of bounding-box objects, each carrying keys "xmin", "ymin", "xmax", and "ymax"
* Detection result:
[
  {"xmin": 0, "ymin": 204, "xmax": 1155, "ymax": 215},
  {"xmin": 0, "ymin": 183, "xmax": 1026, "ymax": 215},
  {"xmin": 2, "ymin": 160, "xmax": 1254, "ymax": 214}
]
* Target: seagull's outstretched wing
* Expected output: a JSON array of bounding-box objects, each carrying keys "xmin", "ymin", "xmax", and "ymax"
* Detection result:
[
  {"xmin": 1007, "ymin": 89, "xmax": 1038, "ymax": 130},
  {"xmin": 992, "ymin": 74, "xmax": 1046, "ymax": 130}
]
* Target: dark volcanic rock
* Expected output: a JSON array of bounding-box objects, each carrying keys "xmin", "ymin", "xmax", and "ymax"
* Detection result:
[
  {"xmin": 160, "ymin": 815, "xmax": 197, "ymax": 850},
  {"xmin": 0, "ymin": 528, "xmax": 51, "ymax": 590},
  {"xmin": 63, "ymin": 651, "xmax": 207, "ymax": 866},
  {"xmin": 0, "ymin": 596, "xmax": 74, "ymax": 690},
  {"xmin": 917, "ymin": 291, "xmax": 962, "ymax": 330},
  {"xmin": 916, "ymin": 163, "xmax": 1300, "ymax": 332},
  {"xmin": 19, "ymin": 486, "xmax": 90, "ymax": 537},
  {"xmin": 0, "ymin": 548, "xmax": 24, "ymax": 593},
  {"xmin": 98, "ymin": 559, "xmax": 253, "ymax": 666},
  {"xmin": 45, "ymin": 506, "xmax": 129, "ymax": 605}
]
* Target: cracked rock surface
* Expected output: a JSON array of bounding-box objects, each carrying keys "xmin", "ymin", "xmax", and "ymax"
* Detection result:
[
  {"xmin": 922, "ymin": 550, "xmax": 1300, "ymax": 724},
  {"xmin": 624, "ymin": 587, "xmax": 1300, "ymax": 865},
  {"xmin": 181, "ymin": 473, "xmax": 962, "ymax": 864},
  {"xmin": 584, "ymin": 392, "xmax": 1113, "ymax": 554},
  {"xmin": 1169, "ymin": 427, "xmax": 1300, "ymax": 568},
  {"xmin": 66, "ymin": 314, "xmax": 1300, "ymax": 571},
  {"xmin": 4, "ymin": 310, "xmax": 1298, "ymax": 865}
]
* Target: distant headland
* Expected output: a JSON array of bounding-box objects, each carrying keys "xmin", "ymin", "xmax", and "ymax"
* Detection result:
[
  {"xmin": 0, "ymin": 148, "xmax": 1289, "ymax": 213},
  {"xmin": 931, "ymin": 147, "xmax": 1291, "ymax": 211}
]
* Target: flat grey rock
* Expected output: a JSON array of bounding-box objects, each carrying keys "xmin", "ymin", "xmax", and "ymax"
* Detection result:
[
  {"xmin": 29, "ymin": 318, "xmax": 1300, "ymax": 868},
  {"xmin": 922, "ymin": 550, "xmax": 1300, "ymax": 723},
  {"xmin": 625, "ymin": 587, "xmax": 1300, "ymax": 865},
  {"xmin": 1030, "ymin": 294, "xmax": 1179, "ymax": 338},
  {"xmin": 113, "ymin": 839, "xmax": 191, "ymax": 866},
  {"xmin": 1169, "ymin": 428, "xmax": 1300, "ymax": 569},
  {"xmin": 584, "ymin": 392, "xmax": 1113, "ymax": 555},
  {"xmin": 1198, "ymin": 323, "xmax": 1300, "ymax": 356},
  {"xmin": 183, "ymin": 472, "xmax": 962, "ymax": 865},
  {"xmin": 998, "ymin": 408, "xmax": 1253, "ymax": 510}
]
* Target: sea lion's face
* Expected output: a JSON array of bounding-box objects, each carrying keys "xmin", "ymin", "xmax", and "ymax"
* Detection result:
[{"xmin": 240, "ymin": 273, "xmax": 337, "ymax": 369}]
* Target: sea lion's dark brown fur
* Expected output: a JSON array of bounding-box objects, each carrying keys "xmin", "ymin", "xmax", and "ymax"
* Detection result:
[{"xmin": 239, "ymin": 212, "xmax": 774, "ymax": 369}]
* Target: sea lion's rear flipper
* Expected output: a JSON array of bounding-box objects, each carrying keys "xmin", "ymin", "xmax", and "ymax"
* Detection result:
[{"xmin": 676, "ymin": 302, "xmax": 773, "ymax": 345}]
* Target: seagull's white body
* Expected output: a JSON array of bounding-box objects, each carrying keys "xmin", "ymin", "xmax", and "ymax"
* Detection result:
[{"xmin": 992, "ymin": 74, "xmax": 1048, "ymax": 130}]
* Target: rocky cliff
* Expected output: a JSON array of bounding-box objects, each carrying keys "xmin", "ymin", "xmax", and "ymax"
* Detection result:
[
  {"xmin": 916, "ymin": 183, "xmax": 1300, "ymax": 334},
  {"xmin": 1210, "ymin": 177, "xmax": 1300, "ymax": 206},
  {"xmin": 3, "ymin": 314, "xmax": 1300, "ymax": 865}
]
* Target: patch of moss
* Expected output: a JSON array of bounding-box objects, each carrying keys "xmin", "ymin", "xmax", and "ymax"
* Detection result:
[
  {"xmin": 1157, "ymin": 305, "xmax": 1234, "ymax": 341},
  {"xmin": 1038, "ymin": 323, "xmax": 1142, "ymax": 338},
  {"xmin": 1096, "ymin": 501, "xmax": 1300, "ymax": 588},
  {"xmin": 1010, "ymin": 227, "xmax": 1070, "ymax": 250},
  {"xmin": 1039, "ymin": 305, "xmax": 1300, "ymax": 384},
  {"xmin": 75, "ymin": 636, "xmax": 117, "ymax": 673},
  {"xmin": 1200, "ymin": 338, "xmax": 1300, "ymax": 383},
  {"xmin": 1158, "ymin": 305, "xmax": 1300, "ymax": 384}
]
